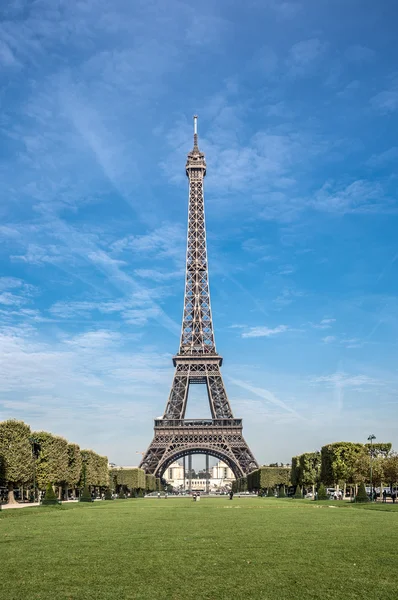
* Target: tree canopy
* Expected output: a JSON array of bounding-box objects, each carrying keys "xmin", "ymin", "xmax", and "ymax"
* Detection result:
[{"xmin": 0, "ymin": 420, "xmax": 33, "ymax": 502}]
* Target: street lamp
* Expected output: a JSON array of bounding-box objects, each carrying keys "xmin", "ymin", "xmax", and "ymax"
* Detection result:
[
  {"xmin": 368, "ymin": 434, "xmax": 376, "ymax": 500},
  {"xmin": 29, "ymin": 436, "xmax": 41, "ymax": 503}
]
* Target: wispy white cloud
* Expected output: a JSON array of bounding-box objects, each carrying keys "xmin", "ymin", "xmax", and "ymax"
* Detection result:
[
  {"xmin": 286, "ymin": 38, "xmax": 327, "ymax": 76},
  {"xmin": 274, "ymin": 287, "xmax": 304, "ymax": 308},
  {"xmin": 134, "ymin": 269, "xmax": 183, "ymax": 282},
  {"xmin": 311, "ymin": 179, "xmax": 394, "ymax": 214},
  {"xmin": 368, "ymin": 147, "xmax": 398, "ymax": 167},
  {"xmin": 370, "ymin": 88, "xmax": 398, "ymax": 114},
  {"xmin": 276, "ymin": 265, "xmax": 295, "ymax": 275},
  {"xmin": 310, "ymin": 373, "xmax": 380, "ymax": 388},
  {"xmin": 345, "ymin": 45, "xmax": 375, "ymax": 62},
  {"xmin": 230, "ymin": 377, "xmax": 304, "ymax": 419},
  {"xmin": 0, "ymin": 39, "xmax": 20, "ymax": 67},
  {"xmin": 265, "ymin": 0, "xmax": 301, "ymax": 19},
  {"xmin": 313, "ymin": 318, "xmax": 336, "ymax": 330},
  {"xmin": 242, "ymin": 324, "xmax": 288, "ymax": 338}
]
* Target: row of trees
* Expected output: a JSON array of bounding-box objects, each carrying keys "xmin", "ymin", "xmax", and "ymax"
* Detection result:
[
  {"xmin": 108, "ymin": 467, "xmax": 161, "ymax": 496},
  {"xmin": 291, "ymin": 442, "xmax": 398, "ymax": 496},
  {"xmin": 0, "ymin": 420, "xmax": 109, "ymax": 503},
  {"xmin": 232, "ymin": 442, "xmax": 398, "ymax": 497},
  {"xmin": 233, "ymin": 466, "xmax": 291, "ymax": 494}
]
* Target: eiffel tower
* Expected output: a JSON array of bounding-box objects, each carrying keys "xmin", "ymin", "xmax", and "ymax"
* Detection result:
[{"xmin": 140, "ymin": 116, "xmax": 258, "ymax": 479}]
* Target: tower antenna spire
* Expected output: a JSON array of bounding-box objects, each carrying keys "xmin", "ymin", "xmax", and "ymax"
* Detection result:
[{"xmin": 193, "ymin": 114, "xmax": 198, "ymax": 149}]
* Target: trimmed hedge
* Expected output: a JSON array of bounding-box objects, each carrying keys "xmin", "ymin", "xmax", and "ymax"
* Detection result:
[
  {"xmin": 104, "ymin": 488, "xmax": 113, "ymax": 500},
  {"xmin": 355, "ymin": 482, "xmax": 370, "ymax": 503},
  {"xmin": 316, "ymin": 483, "xmax": 328, "ymax": 500},
  {"xmin": 248, "ymin": 467, "xmax": 291, "ymax": 492},
  {"xmin": 79, "ymin": 485, "xmax": 93, "ymax": 502},
  {"xmin": 41, "ymin": 483, "xmax": 60, "ymax": 505},
  {"xmin": 145, "ymin": 474, "xmax": 156, "ymax": 492},
  {"xmin": 109, "ymin": 467, "xmax": 146, "ymax": 493},
  {"xmin": 294, "ymin": 484, "xmax": 302, "ymax": 499}
]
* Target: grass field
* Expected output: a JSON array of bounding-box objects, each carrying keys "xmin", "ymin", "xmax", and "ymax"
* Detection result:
[{"xmin": 1, "ymin": 497, "xmax": 397, "ymax": 600}]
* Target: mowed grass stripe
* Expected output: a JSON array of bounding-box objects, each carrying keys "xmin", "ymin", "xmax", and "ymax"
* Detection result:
[{"xmin": 1, "ymin": 498, "xmax": 397, "ymax": 600}]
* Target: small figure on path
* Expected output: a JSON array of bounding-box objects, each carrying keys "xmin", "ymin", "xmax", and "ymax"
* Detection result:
[
  {"xmin": 157, "ymin": 492, "xmax": 160, "ymax": 499},
  {"xmin": 193, "ymin": 493, "xmax": 197, "ymax": 502},
  {"xmin": 383, "ymin": 489, "xmax": 387, "ymax": 503},
  {"xmin": 229, "ymin": 490, "xmax": 233, "ymax": 501},
  {"xmin": 392, "ymin": 490, "xmax": 396, "ymax": 504}
]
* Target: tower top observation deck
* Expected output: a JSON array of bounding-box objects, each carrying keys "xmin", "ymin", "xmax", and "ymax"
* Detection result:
[{"xmin": 186, "ymin": 115, "xmax": 206, "ymax": 176}]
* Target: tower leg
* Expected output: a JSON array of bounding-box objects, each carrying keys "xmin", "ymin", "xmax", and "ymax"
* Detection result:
[{"xmin": 188, "ymin": 455, "xmax": 192, "ymax": 492}]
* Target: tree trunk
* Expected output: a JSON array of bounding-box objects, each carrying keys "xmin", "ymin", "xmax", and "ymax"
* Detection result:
[
  {"xmin": 343, "ymin": 482, "xmax": 346, "ymax": 499},
  {"xmin": 7, "ymin": 481, "xmax": 17, "ymax": 504}
]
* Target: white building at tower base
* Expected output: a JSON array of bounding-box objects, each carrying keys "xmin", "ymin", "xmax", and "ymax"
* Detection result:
[{"xmin": 164, "ymin": 460, "xmax": 235, "ymax": 492}]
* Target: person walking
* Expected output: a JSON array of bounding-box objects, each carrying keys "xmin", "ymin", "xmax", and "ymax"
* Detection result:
[
  {"xmin": 229, "ymin": 490, "xmax": 233, "ymax": 501},
  {"xmin": 382, "ymin": 489, "xmax": 387, "ymax": 503}
]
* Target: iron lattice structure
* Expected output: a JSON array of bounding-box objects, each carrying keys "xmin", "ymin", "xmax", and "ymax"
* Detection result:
[{"xmin": 140, "ymin": 117, "xmax": 258, "ymax": 479}]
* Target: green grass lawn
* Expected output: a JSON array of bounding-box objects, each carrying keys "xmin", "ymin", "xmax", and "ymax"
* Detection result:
[{"xmin": 1, "ymin": 498, "xmax": 397, "ymax": 600}]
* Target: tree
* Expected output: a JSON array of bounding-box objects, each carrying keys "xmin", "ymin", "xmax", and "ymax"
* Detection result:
[
  {"xmin": 278, "ymin": 486, "xmax": 286, "ymax": 498},
  {"xmin": 354, "ymin": 452, "xmax": 385, "ymax": 488},
  {"xmin": 80, "ymin": 450, "xmax": 108, "ymax": 493},
  {"xmin": 317, "ymin": 483, "xmax": 328, "ymax": 500},
  {"xmin": 314, "ymin": 483, "xmax": 329, "ymax": 500},
  {"xmin": 80, "ymin": 485, "xmax": 93, "ymax": 502},
  {"xmin": 0, "ymin": 420, "xmax": 33, "ymax": 504},
  {"xmin": 247, "ymin": 466, "xmax": 291, "ymax": 492},
  {"xmin": 290, "ymin": 457, "xmax": 301, "ymax": 487},
  {"xmin": 355, "ymin": 482, "xmax": 370, "ymax": 503},
  {"xmin": 320, "ymin": 442, "xmax": 364, "ymax": 487},
  {"xmin": 109, "ymin": 467, "xmax": 145, "ymax": 494},
  {"xmin": 383, "ymin": 453, "xmax": 398, "ymax": 489},
  {"xmin": 104, "ymin": 488, "xmax": 113, "ymax": 500},
  {"xmin": 145, "ymin": 474, "xmax": 156, "ymax": 492},
  {"xmin": 34, "ymin": 432, "xmax": 69, "ymax": 495},
  {"xmin": 66, "ymin": 443, "xmax": 82, "ymax": 494},
  {"xmin": 294, "ymin": 484, "xmax": 302, "ymax": 499},
  {"xmin": 299, "ymin": 452, "xmax": 321, "ymax": 495},
  {"xmin": 41, "ymin": 482, "xmax": 59, "ymax": 505},
  {"xmin": 365, "ymin": 443, "xmax": 392, "ymax": 458},
  {"xmin": 267, "ymin": 487, "xmax": 274, "ymax": 497}
]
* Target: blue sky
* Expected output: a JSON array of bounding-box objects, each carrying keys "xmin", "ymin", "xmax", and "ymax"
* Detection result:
[{"xmin": 1, "ymin": 0, "xmax": 397, "ymax": 466}]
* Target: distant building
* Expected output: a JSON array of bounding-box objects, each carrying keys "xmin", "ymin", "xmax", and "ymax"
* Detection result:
[{"xmin": 164, "ymin": 460, "xmax": 235, "ymax": 491}]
